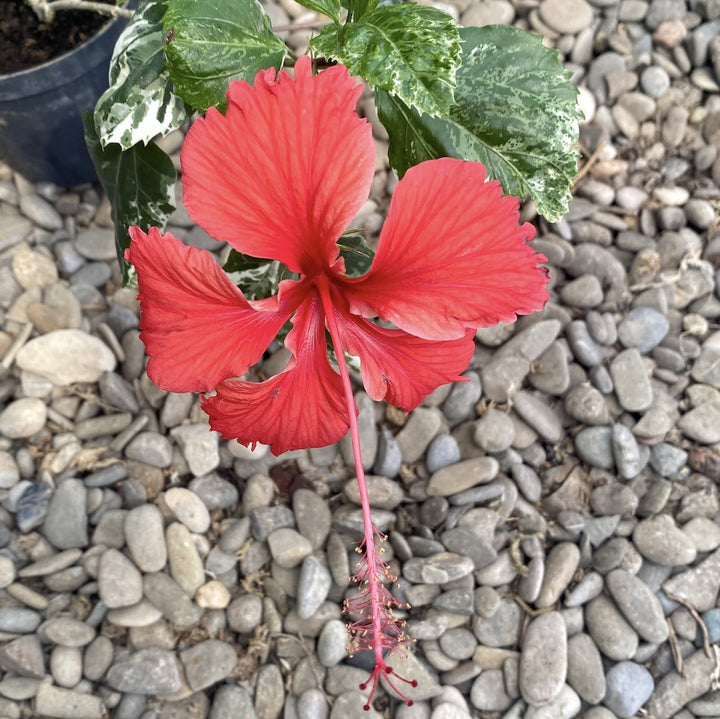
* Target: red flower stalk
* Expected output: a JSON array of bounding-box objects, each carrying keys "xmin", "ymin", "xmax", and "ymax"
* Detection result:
[{"xmin": 125, "ymin": 56, "xmax": 548, "ymax": 709}]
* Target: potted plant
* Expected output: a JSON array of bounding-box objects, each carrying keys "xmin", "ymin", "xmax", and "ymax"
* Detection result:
[{"xmin": 0, "ymin": 0, "xmax": 133, "ymax": 185}]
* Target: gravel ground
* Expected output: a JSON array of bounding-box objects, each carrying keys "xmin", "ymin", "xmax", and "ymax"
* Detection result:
[{"xmin": 1, "ymin": 0, "xmax": 720, "ymax": 717}]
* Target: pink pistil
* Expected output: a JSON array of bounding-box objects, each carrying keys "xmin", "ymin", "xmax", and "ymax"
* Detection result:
[{"xmin": 317, "ymin": 277, "xmax": 417, "ymax": 711}]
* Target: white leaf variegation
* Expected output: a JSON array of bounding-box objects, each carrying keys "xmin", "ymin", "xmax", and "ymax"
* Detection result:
[{"xmin": 95, "ymin": 0, "xmax": 189, "ymax": 150}]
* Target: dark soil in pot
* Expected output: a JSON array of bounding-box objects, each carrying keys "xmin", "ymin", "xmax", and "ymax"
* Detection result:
[{"xmin": 0, "ymin": 0, "xmax": 115, "ymax": 74}]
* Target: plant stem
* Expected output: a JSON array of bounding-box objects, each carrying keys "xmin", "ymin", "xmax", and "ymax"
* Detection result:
[
  {"xmin": 26, "ymin": 0, "xmax": 133, "ymax": 23},
  {"xmin": 316, "ymin": 277, "xmax": 416, "ymax": 710}
]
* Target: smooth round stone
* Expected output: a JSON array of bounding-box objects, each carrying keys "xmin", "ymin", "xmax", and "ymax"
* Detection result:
[
  {"xmin": 520, "ymin": 612, "xmax": 567, "ymax": 705},
  {"xmin": 633, "ymin": 514, "xmax": 697, "ymax": 566},
  {"xmin": 426, "ymin": 434, "xmax": 462, "ymax": 473},
  {"xmin": 180, "ymin": 639, "xmax": 237, "ymax": 691},
  {"xmin": 473, "ymin": 599, "xmax": 522, "ymax": 647},
  {"xmin": 395, "ymin": 407, "xmax": 443, "ymax": 463},
  {"xmin": 685, "ymin": 198, "xmax": 715, "ymax": 229},
  {"xmin": 617, "ymin": 306, "xmax": 669, "ymax": 352},
  {"xmin": 143, "ymin": 573, "xmax": 203, "ymax": 628},
  {"xmin": 606, "ymin": 569, "xmax": 669, "ymax": 644},
  {"xmin": 170, "ymin": 423, "xmax": 220, "ymax": 477},
  {"xmin": 640, "ymin": 65, "xmax": 671, "ymax": 97},
  {"xmin": 609, "ymin": 348, "xmax": 653, "ymax": 412},
  {"xmin": 373, "ymin": 426, "xmax": 402, "ymax": 478},
  {"xmin": 524, "ymin": 684, "xmax": 581, "ymax": 719},
  {"xmin": 42, "ymin": 478, "xmax": 88, "ymax": 549},
  {"xmin": 518, "ymin": 556, "xmax": 544, "ymax": 602},
  {"xmin": 427, "ymin": 457, "xmax": 498, "ymax": 496},
  {"xmin": 511, "ymin": 391, "xmax": 563, "ymax": 443},
  {"xmin": 105, "ymin": 600, "xmax": 163, "ymax": 628},
  {"xmin": 566, "ymin": 633, "xmax": 606, "ymax": 704},
  {"xmin": 611, "ymin": 424, "xmax": 642, "ymax": 479},
  {"xmin": 268, "ymin": 528, "xmax": 312, "ymax": 569},
  {"xmin": 297, "ymin": 689, "xmax": 329, "ymax": 719},
  {"xmin": 227, "ymin": 594, "xmax": 263, "ymax": 634},
  {"xmin": 603, "ymin": 661, "xmax": 654, "ymax": 718},
  {"xmin": 124, "ymin": 505, "xmax": 167, "ymax": 572},
  {"xmin": 106, "ymin": 648, "xmax": 183, "ymax": 694},
  {"xmin": 74, "ymin": 227, "xmax": 116, "ymax": 261},
  {"xmin": 317, "ymin": 619, "xmax": 348, "ymax": 667},
  {"xmin": 538, "ymin": 0, "xmax": 594, "ymax": 33},
  {"xmin": 34, "ymin": 683, "xmax": 104, "ymax": 719},
  {"xmin": 574, "ymin": 426, "xmax": 614, "ymax": 469},
  {"xmin": 50, "ymin": 645, "xmax": 83, "ymax": 688},
  {"xmin": 125, "ymin": 432, "xmax": 173, "ymax": 468},
  {"xmin": 682, "ymin": 517, "xmax": 720, "ymax": 551},
  {"xmin": 195, "ymin": 580, "xmax": 231, "ymax": 609},
  {"xmin": 0, "ymin": 555, "xmax": 16, "ymax": 588},
  {"xmin": 536, "ymin": 542, "xmax": 580, "ymax": 608},
  {"xmin": 470, "ymin": 669, "xmax": 514, "ymax": 711},
  {"xmin": 560, "ymin": 274, "xmax": 603, "ymax": 307},
  {"xmin": 462, "ymin": 0, "xmax": 514, "ymax": 26},
  {"xmin": 529, "ymin": 342, "xmax": 570, "ymax": 395},
  {"xmin": 585, "ymin": 595, "xmax": 639, "ymax": 661},
  {"xmin": 0, "ymin": 398, "xmax": 46, "ymax": 439},
  {"xmin": 0, "ymin": 608, "xmax": 42, "ymax": 634},
  {"xmin": 18, "ymin": 195, "xmax": 62, "ymax": 230},
  {"xmin": 566, "ymin": 320, "xmax": 603, "ymax": 367},
  {"xmin": 166, "ymin": 522, "xmax": 205, "ymax": 596},
  {"xmin": 83, "ymin": 635, "xmax": 114, "ymax": 682},
  {"xmin": 41, "ymin": 617, "xmax": 95, "ymax": 647},
  {"xmin": 678, "ymin": 402, "xmax": 720, "ymax": 443},
  {"xmin": 564, "ymin": 384, "xmax": 610, "ymax": 425},
  {"xmin": 0, "ymin": 451, "xmax": 20, "ymax": 489},
  {"xmin": 474, "ymin": 408, "xmax": 515, "ymax": 452},
  {"xmin": 98, "ymin": 548, "xmax": 143, "ymax": 608},
  {"xmin": 404, "ymin": 553, "xmax": 475, "ymax": 584},
  {"xmin": 186, "ymin": 473, "xmax": 238, "ymax": 512},
  {"xmin": 511, "ymin": 464, "xmax": 542, "ymax": 503},
  {"xmin": 15, "ymin": 329, "xmax": 116, "ymax": 385},
  {"xmin": 443, "ymin": 371, "xmax": 482, "ymax": 424},
  {"xmin": 343, "ymin": 475, "xmax": 403, "ymax": 510},
  {"xmin": 297, "ymin": 555, "xmax": 332, "ymax": 620}
]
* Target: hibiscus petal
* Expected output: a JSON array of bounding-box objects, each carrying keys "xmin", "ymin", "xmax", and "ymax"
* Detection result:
[
  {"xmin": 332, "ymin": 296, "xmax": 476, "ymax": 411},
  {"xmin": 126, "ymin": 226, "xmax": 298, "ymax": 393},
  {"xmin": 181, "ymin": 56, "xmax": 376, "ymax": 276},
  {"xmin": 342, "ymin": 158, "xmax": 549, "ymax": 341},
  {"xmin": 202, "ymin": 292, "xmax": 351, "ymax": 455}
]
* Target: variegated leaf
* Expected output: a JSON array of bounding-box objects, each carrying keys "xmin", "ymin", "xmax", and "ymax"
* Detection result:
[
  {"xmin": 311, "ymin": 4, "xmax": 460, "ymax": 117},
  {"xmin": 377, "ymin": 25, "xmax": 582, "ymax": 221},
  {"xmin": 295, "ymin": 0, "xmax": 342, "ymax": 22},
  {"xmin": 83, "ymin": 115, "xmax": 177, "ymax": 287},
  {"xmin": 163, "ymin": 0, "xmax": 287, "ymax": 111},
  {"xmin": 94, "ymin": 0, "xmax": 189, "ymax": 150},
  {"xmin": 223, "ymin": 251, "xmax": 286, "ymax": 301}
]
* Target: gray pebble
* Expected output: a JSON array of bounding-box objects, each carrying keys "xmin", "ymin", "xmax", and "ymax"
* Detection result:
[
  {"xmin": 567, "ymin": 633, "xmax": 606, "ymax": 704},
  {"xmin": 473, "ymin": 599, "xmax": 522, "ymax": 647},
  {"xmin": 0, "ymin": 608, "xmax": 42, "ymax": 634},
  {"xmin": 606, "ymin": 569, "xmax": 669, "ymax": 643},
  {"xmin": 98, "ymin": 548, "xmax": 143, "ymax": 608},
  {"xmin": 317, "ymin": 619, "xmax": 348, "ymax": 667},
  {"xmin": 444, "ymin": 372, "xmax": 481, "ymax": 424},
  {"xmin": 42, "ymin": 478, "xmax": 88, "ymax": 549},
  {"xmin": 585, "ymin": 595, "xmax": 639, "ymax": 660},
  {"xmin": 297, "ymin": 555, "xmax": 332, "ymax": 619},
  {"xmin": 511, "ymin": 391, "xmax": 563, "ymax": 443},
  {"xmin": 227, "ymin": 594, "xmax": 263, "ymax": 634},
  {"xmin": 633, "ymin": 514, "xmax": 697, "ymax": 566},
  {"xmin": 566, "ymin": 320, "xmax": 603, "ymax": 366},
  {"xmin": 142, "ymin": 572, "xmax": 203, "ymax": 628},
  {"xmin": 124, "ymin": 505, "xmax": 167, "ymax": 572},
  {"xmin": 396, "ymin": 407, "xmax": 443, "ymax": 463},
  {"xmin": 427, "ymin": 457, "xmax": 499, "ymax": 496},
  {"xmin": 268, "ymin": 528, "xmax": 312, "ymax": 568},
  {"xmin": 536, "ymin": 542, "xmax": 580, "ymax": 608},
  {"xmin": 603, "ymin": 661, "xmax": 654, "ymax": 718},
  {"xmin": 426, "ymin": 434, "xmax": 461, "ymax": 473},
  {"xmin": 617, "ymin": 306, "xmax": 669, "ymax": 352},
  {"xmin": 34, "ymin": 683, "xmax": 104, "ymax": 719},
  {"xmin": 640, "ymin": 65, "xmax": 671, "ymax": 97},
  {"xmin": 373, "ymin": 426, "xmax": 402, "ymax": 477},
  {"xmin": 106, "ymin": 648, "xmax": 183, "ymax": 694},
  {"xmin": 610, "ymin": 348, "xmax": 653, "ymax": 412},
  {"xmin": 124, "ymin": 431, "xmax": 173, "ymax": 468},
  {"xmin": 180, "ymin": 639, "xmax": 237, "ymax": 691},
  {"xmin": 519, "ymin": 611, "xmax": 567, "ymax": 705},
  {"xmin": 188, "ymin": 473, "xmax": 239, "ymax": 511},
  {"xmin": 611, "ymin": 424, "xmax": 641, "ymax": 479},
  {"xmin": 565, "ymin": 383, "xmax": 610, "ymax": 425}
]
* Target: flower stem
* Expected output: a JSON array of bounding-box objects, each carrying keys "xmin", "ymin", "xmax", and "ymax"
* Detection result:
[{"xmin": 316, "ymin": 277, "xmax": 416, "ymax": 711}]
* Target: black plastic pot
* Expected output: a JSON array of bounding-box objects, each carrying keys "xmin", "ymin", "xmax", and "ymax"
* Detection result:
[{"xmin": 0, "ymin": 9, "xmax": 129, "ymax": 186}]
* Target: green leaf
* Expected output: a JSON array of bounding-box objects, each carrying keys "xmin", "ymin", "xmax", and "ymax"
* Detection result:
[
  {"xmin": 163, "ymin": 0, "xmax": 287, "ymax": 111},
  {"xmin": 94, "ymin": 0, "xmax": 190, "ymax": 150},
  {"xmin": 311, "ymin": 4, "xmax": 460, "ymax": 116},
  {"xmin": 337, "ymin": 235, "xmax": 374, "ymax": 277},
  {"xmin": 83, "ymin": 115, "xmax": 177, "ymax": 286},
  {"xmin": 223, "ymin": 251, "xmax": 288, "ymax": 301},
  {"xmin": 376, "ymin": 25, "xmax": 582, "ymax": 221},
  {"xmin": 295, "ymin": 0, "xmax": 341, "ymax": 22}
]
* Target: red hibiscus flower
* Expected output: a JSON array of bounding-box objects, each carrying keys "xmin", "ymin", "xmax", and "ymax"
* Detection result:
[{"xmin": 126, "ymin": 55, "xmax": 548, "ymax": 709}]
